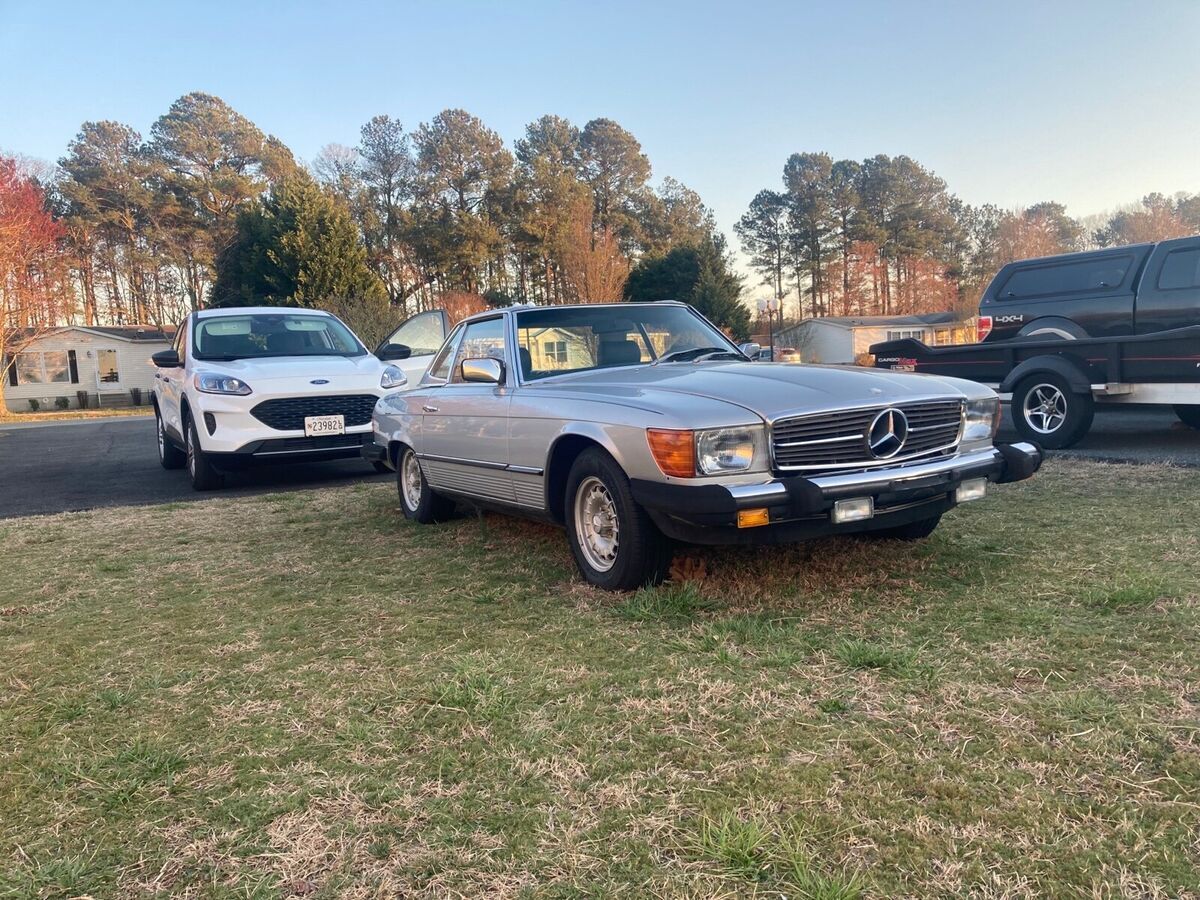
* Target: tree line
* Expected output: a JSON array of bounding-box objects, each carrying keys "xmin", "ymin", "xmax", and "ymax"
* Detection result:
[
  {"xmin": 736, "ymin": 152, "xmax": 1200, "ymax": 323},
  {"xmin": 2, "ymin": 93, "xmax": 733, "ymax": 346},
  {"xmin": 3, "ymin": 90, "xmax": 1199, "ymax": 359}
]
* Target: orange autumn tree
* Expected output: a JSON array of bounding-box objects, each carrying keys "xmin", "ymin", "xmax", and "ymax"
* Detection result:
[{"xmin": 1, "ymin": 156, "xmax": 72, "ymax": 410}]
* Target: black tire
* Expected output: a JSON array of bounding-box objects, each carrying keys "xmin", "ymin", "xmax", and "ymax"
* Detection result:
[
  {"xmin": 865, "ymin": 513, "xmax": 942, "ymax": 542},
  {"xmin": 156, "ymin": 408, "xmax": 185, "ymax": 470},
  {"xmin": 185, "ymin": 415, "xmax": 224, "ymax": 491},
  {"xmin": 564, "ymin": 448, "xmax": 673, "ymax": 591},
  {"xmin": 1174, "ymin": 404, "xmax": 1200, "ymax": 430},
  {"xmin": 1011, "ymin": 374, "xmax": 1094, "ymax": 449},
  {"xmin": 372, "ymin": 460, "xmax": 391, "ymax": 474},
  {"xmin": 396, "ymin": 445, "xmax": 454, "ymax": 523}
]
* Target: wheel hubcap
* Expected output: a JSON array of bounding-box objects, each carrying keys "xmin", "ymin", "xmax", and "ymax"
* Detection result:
[
  {"xmin": 574, "ymin": 476, "xmax": 620, "ymax": 572},
  {"xmin": 401, "ymin": 451, "xmax": 423, "ymax": 510},
  {"xmin": 1023, "ymin": 383, "xmax": 1067, "ymax": 434}
]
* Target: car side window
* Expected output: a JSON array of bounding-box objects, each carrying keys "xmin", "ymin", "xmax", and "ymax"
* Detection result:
[
  {"xmin": 998, "ymin": 254, "xmax": 1133, "ymax": 299},
  {"xmin": 425, "ymin": 324, "xmax": 464, "ymax": 383},
  {"xmin": 1157, "ymin": 248, "xmax": 1200, "ymax": 291},
  {"xmin": 173, "ymin": 318, "xmax": 187, "ymax": 360},
  {"xmin": 384, "ymin": 311, "xmax": 445, "ymax": 356},
  {"xmin": 450, "ymin": 318, "xmax": 507, "ymax": 384}
]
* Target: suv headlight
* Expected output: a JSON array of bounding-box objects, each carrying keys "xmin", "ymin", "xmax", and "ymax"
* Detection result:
[
  {"xmin": 696, "ymin": 426, "xmax": 766, "ymax": 475},
  {"xmin": 962, "ymin": 397, "xmax": 1001, "ymax": 443},
  {"xmin": 193, "ymin": 373, "xmax": 252, "ymax": 396}
]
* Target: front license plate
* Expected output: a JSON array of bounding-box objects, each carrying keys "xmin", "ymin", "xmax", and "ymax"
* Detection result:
[{"xmin": 304, "ymin": 414, "xmax": 344, "ymax": 437}]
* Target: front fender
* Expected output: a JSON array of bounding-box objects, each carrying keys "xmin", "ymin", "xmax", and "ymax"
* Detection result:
[{"xmin": 999, "ymin": 354, "xmax": 1093, "ymax": 394}]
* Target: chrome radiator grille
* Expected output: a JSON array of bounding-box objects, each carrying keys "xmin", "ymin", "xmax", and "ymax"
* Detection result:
[{"xmin": 771, "ymin": 399, "xmax": 964, "ymax": 472}]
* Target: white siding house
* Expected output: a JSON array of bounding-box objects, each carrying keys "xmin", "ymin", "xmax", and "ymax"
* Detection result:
[
  {"xmin": 776, "ymin": 313, "xmax": 976, "ymax": 365},
  {"xmin": 3, "ymin": 326, "xmax": 174, "ymax": 412}
]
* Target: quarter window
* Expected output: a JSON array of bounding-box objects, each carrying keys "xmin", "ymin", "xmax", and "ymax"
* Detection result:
[
  {"xmin": 1157, "ymin": 248, "xmax": 1200, "ymax": 291},
  {"xmin": 451, "ymin": 318, "xmax": 507, "ymax": 384},
  {"xmin": 999, "ymin": 255, "xmax": 1132, "ymax": 300}
]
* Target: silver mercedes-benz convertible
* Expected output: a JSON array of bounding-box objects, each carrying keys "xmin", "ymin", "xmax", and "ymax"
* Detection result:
[{"xmin": 364, "ymin": 302, "xmax": 1041, "ymax": 590}]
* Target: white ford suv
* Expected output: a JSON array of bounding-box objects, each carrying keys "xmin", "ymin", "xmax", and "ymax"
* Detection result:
[{"xmin": 151, "ymin": 307, "xmax": 411, "ymax": 490}]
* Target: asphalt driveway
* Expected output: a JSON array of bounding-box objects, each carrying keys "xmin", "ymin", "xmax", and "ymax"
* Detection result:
[
  {"xmin": 0, "ymin": 415, "xmax": 389, "ymax": 519},
  {"xmin": 0, "ymin": 405, "xmax": 1196, "ymax": 519}
]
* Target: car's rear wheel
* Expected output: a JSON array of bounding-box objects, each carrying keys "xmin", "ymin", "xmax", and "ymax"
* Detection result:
[
  {"xmin": 396, "ymin": 445, "xmax": 454, "ymax": 523},
  {"xmin": 865, "ymin": 513, "xmax": 942, "ymax": 541},
  {"xmin": 156, "ymin": 408, "xmax": 185, "ymax": 470},
  {"xmin": 186, "ymin": 416, "xmax": 224, "ymax": 491},
  {"xmin": 1174, "ymin": 404, "xmax": 1200, "ymax": 430},
  {"xmin": 1011, "ymin": 374, "xmax": 1093, "ymax": 449},
  {"xmin": 565, "ymin": 448, "xmax": 672, "ymax": 591}
]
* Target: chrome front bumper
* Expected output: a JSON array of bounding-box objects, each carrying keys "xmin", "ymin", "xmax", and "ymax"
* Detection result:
[{"xmin": 725, "ymin": 442, "xmax": 1041, "ymax": 509}]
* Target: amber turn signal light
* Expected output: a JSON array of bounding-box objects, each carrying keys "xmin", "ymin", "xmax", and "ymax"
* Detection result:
[
  {"xmin": 646, "ymin": 428, "xmax": 695, "ymax": 478},
  {"xmin": 737, "ymin": 508, "xmax": 770, "ymax": 528}
]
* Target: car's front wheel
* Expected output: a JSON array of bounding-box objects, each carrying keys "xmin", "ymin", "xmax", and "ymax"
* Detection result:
[
  {"xmin": 186, "ymin": 416, "xmax": 224, "ymax": 491},
  {"xmin": 156, "ymin": 408, "xmax": 185, "ymax": 470},
  {"xmin": 396, "ymin": 445, "xmax": 454, "ymax": 523},
  {"xmin": 565, "ymin": 448, "xmax": 672, "ymax": 591}
]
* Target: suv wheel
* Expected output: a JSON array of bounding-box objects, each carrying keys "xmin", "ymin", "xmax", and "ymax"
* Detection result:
[
  {"xmin": 565, "ymin": 448, "xmax": 672, "ymax": 591},
  {"xmin": 186, "ymin": 416, "xmax": 224, "ymax": 491},
  {"xmin": 156, "ymin": 408, "xmax": 185, "ymax": 470},
  {"xmin": 396, "ymin": 446, "xmax": 454, "ymax": 523},
  {"xmin": 1012, "ymin": 374, "xmax": 1094, "ymax": 449}
]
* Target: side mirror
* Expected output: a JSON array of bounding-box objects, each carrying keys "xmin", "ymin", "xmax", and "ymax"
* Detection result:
[
  {"xmin": 460, "ymin": 357, "xmax": 504, "ymax": 384},
  {"xmin": 152, "ymin": 349, "xmax": 182, "ymax": 368},
  {"xmin": 377, "ymin": 343, "xmax": 412, "ymax": 361},
  {"xmin": 738, "ymin": 342, "xmax": 761, "ymax": 359}
]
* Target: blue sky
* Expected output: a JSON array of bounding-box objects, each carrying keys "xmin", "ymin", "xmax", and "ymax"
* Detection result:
[{"xmin": 2, "ymin": 0, "xmax": 1198, "ymax": 284}]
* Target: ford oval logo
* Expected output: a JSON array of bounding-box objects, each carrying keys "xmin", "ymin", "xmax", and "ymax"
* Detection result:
[{"xmin": 310, "ymin": 379, "xmax": 329, "ymax": 385}]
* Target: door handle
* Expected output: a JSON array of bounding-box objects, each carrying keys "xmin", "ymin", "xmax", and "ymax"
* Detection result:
[{"xmin": 422, "ymin": 405, "xmax": 439, "ymax": 413}]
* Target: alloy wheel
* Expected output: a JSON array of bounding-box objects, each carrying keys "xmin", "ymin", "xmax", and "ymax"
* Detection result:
[
  {"xmin": 574, "ymin": 475, "xmax": 620, "ymax": 572},
  {"xmin": 1023, "ymin": 383, "xmax": 1067, "ymax": 434},
  {"xmin": 401, "ymin": 450, "xmax": 423, "ymax": 511}
]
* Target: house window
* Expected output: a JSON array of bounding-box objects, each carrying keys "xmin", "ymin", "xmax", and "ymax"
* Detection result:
[
  {"xmin": 11, "ymin": 351, "xmax": 73, "ymax": 385},
  {"xmin": 543, "ymin": 340, "xmax": 568, "ymax": 364},
  {"xmin": 932, "ymin": 329, "xmax": 951, "ymax": 346},
  {"xmin": 886, "ymin": 329, "xmax": 925, "ymax": 342},
  {"xmin": 97, "ymin": 349, "xmax": 120, "ymax": 384}
]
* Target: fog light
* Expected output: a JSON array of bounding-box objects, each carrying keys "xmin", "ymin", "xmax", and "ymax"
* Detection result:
[
  {"xmin": 203, "ymin": 412, "xmax": 217, "ymax": 435},
  {"xmin": 956, "ymin": 478, "xmax": 987, "ymax": 503},
  {"xmin": 737, "ymin": 507, "xmax": 770, "ymax": 528},
  {"xmin": 832, "ymin": 497, "xmax": 874, "ymax": 524}
]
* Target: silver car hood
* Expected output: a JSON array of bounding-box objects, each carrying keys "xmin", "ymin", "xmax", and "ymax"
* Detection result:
[{"xmin": 521, "ymin": 361, "xmax": 990, "ymax": 421}]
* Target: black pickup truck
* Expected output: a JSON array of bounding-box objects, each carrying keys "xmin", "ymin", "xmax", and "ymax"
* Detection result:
[{"xmin": 871, "ymin": 236, "xmax": 1200, "ymax": 448}]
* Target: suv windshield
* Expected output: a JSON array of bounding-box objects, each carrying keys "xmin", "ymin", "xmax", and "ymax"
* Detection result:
[
  {"xmin": 192, "ymin": 313, "xmax": 366, "ymax": 360},
  {"xmin": 515, "ymin": 305, "xmax": 740, "ymax": 380}
]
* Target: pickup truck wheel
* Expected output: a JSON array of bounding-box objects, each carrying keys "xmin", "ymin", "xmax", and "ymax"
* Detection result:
[
  {"xmin": 397, "ymin": 446, "xmax": 454, "ymax": 523},
  {"xmin": 186, "ymin": 416, "xmax": 224, "ymax": 491},
  {"xmin": 1174, "ymin": 405, "xmax": 1200, "ymax": 430},
  {"xmin": 865, "ymin": 513, "xmax": 942, "ymax": 541},
  {"xmin": 565, "ymin": 448, "xmax": 672, "ymax": 591},
  {"xmin": 1012, "ymin": 374, "xmax": 1094, "ymax": 449},
  {"xmin": 156, "ymin": 409, "xmax": 186, "ymax": 470}
]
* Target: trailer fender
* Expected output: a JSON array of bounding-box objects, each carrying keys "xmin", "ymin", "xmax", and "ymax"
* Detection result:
[{"xmin": 999, "ymin": 355, "xmax": 1093, "ymax": 394}]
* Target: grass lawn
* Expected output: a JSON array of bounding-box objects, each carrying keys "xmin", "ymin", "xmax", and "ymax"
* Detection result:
[{"xmin": 1, "ymin": 460, "xmax": 1197, "ymax": 898}]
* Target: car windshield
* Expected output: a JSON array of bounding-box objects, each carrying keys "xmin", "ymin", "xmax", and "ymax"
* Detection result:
[
  {"xmin": 192, "ymin": 313, "xmax": 366, "ymax": 360},
  {"xmin": 515, "ymin": 305, "xmax": 741, "ymax": 381}
]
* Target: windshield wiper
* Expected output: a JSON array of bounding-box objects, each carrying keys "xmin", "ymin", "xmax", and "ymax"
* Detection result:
[
  {"xmin": 692, "ymin": 350, "xmax": 744, "ymax": 362},
  {"xmin": 655, "ymin": 346, "xmax": 734, "ymax": 364}
]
